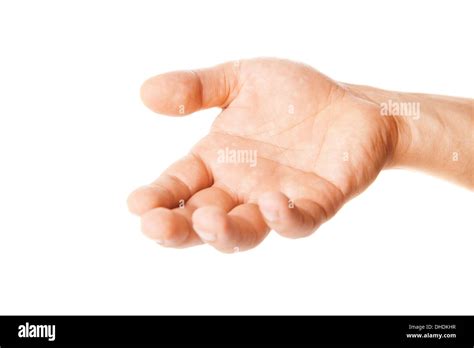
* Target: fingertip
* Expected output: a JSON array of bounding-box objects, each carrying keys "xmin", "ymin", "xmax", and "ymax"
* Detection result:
[
  {"xmin": 192, "ymin": 203, "xmax": 269, "ymax": 253},
  {"xmin": 192, "ymin": 206, "xmax": 229, "ymax": 243},
  {"xmin": 128, "ymin": 184, "xmax": 176, "ymax": 216},
  {"xmin": 140, "ymin": 71, "xmax": 201, "ymax": 115},
  {"xmin": 141, "ymin": 208, "xmax": 189, "ymax": 246},
  {"xmin": 127, "ymin": 186, "xmax": 158, "ymax": 216},
  {"xmin": 141, "ymin": 208, "xmax": 169, "ymax": 242},
  {"xmin": 258, "ymin": 192, "xmax": 322, "ymax": 239},
  {"xmin": 258, "ymin": 191, "xmax": 289, "ymax": 222}
]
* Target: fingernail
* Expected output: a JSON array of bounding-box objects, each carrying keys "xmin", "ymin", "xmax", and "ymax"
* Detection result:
[
  {"xmin": 194, "ymin": 227, "xmax": 216, "ymax": 242},
  {"xmin": 261, "ymin": 207, "xmax": 279, "ymax": 222}
]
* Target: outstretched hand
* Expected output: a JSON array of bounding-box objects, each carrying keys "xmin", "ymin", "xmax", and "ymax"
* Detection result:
[{"xmin": 128, "ymin": 58, "xmax": 399, "ymax": 252}]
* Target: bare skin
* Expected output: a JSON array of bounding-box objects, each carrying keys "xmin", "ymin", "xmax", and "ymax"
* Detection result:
[{"xmin": 127, "ymin": 58, "xmax": 473, "ymax": 253}]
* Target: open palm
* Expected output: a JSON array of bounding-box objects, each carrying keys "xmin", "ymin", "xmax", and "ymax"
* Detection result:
[{"xmin": 128, "ymin": 58, "xmax": 398, "ymax": 252}]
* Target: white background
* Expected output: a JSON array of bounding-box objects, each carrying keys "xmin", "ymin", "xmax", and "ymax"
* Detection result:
[{"xmin": 0, "ymin": 0, "xmax": 472, "ymax": 315}]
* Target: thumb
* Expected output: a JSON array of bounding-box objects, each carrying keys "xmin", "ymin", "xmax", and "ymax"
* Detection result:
[{"xmin": 140, "ymin": 62, "xmax": 240, "ymax": 116}]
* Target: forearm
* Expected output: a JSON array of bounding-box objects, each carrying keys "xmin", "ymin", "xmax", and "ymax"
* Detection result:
[{"xmin": 347, "ymin": 84, "xmax": 474, "ymax": 189}]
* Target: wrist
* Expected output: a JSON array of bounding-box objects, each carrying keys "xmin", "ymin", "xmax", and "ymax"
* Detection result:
[
  {"xmin": 342, "ymin": 83, "xmax": 413, "ymax": 168},
  {"xmin": 345, "ymin": 83, "xmax": 473, "ymax": 189}
]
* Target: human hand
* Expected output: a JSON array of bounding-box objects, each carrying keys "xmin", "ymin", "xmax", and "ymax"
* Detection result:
[{"xmin": 127, "ymin": 58, "xmax": 471, "ymax": 252}]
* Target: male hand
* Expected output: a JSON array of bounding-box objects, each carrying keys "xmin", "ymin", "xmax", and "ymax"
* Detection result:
[{"xmin": 127, "ymin": 58, "xmax": 404, "ymax": 252}]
